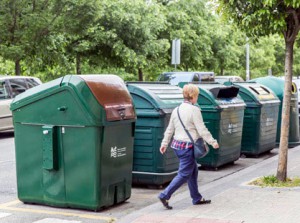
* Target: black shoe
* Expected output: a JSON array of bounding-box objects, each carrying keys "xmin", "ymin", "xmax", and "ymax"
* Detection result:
[
  {"xmin": 195, "ymin": 198, "xmax": 211, "ymax": 205},
  {"xmin": 159, "ymin": 197, "xmax": 173, "ymax": 209}
]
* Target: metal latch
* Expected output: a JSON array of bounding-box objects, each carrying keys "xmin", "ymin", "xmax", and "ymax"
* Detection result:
[{"xmin": 117, "ymin": 107, "xmax": 126, "ymax": 119}]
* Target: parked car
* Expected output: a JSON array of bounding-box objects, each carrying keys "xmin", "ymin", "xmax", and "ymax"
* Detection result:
[
  {"xmin": 0, "ymin": 75, "xmax": 42, "ymax": 132},
  {"xmin": 157, "ymin": 71, "xmax": 214, "ymax": 85},
  {"xmin": 214, "ymin": 75, "xmax": 244, "ymax": 84}
]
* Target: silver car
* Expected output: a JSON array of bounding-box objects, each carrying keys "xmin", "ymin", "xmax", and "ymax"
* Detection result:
[
  {"xmin": 0, "ymin": 75, "xmax": 42, "ymax": 132},
  {"xmin": 157, "ymin": 72, "xmax": 215, "ymax": 85},
  {"xmin": 214, "ymin": 76, "xmax": 244, "ymax": 84}
]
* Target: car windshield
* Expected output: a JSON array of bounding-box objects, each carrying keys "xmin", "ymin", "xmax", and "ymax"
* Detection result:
[
  {"xmin": 169, "ymin": 73, "xmax": 194, "ymax": 85},
  {"xmin": 158, "ymin": 73, "xmax": 194, "ymax": 85},
  {"xmin": 158, "ymin": 72, "xmax": 215, "ymax": 85}
]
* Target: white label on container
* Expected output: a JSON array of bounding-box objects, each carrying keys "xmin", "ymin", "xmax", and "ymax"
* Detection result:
[
  {"xmin": 111, "ymin": 146, "xmax": 127, "ymax": 158},
  {"xmin": 266, "ymin": 118, "xmax": 274, "ymax": 126},
  {"xmin": 228, "ymin": 123, "xmax": 238, "ymax": 134}
]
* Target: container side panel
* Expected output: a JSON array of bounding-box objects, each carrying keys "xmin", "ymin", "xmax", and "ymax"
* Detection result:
[
  {"xmin": 198, "ymin": 109, "xmax": 244, "ymax": 168},
  {"xmin": 63, "ymin": 127, "xmax": 100, "ymax": 210},
  {"xmin": 100, "ymin": 124, "xmax": 134, "ymax": 206},
  {"xmin": 15, "ymin": 124, "xmax": 44, "ymax": 202}
]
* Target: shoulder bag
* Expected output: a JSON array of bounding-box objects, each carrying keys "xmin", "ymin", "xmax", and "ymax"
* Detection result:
[{"xmin": 177, "ymin": 106, "xmax": 209, "ymax": 159}]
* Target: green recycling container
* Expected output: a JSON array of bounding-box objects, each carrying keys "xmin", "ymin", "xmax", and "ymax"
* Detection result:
[
  {"xmin": 253, "ymin": 77, "xmax": 300, "ymax": 144},
  {"xmin": 228, "ymin": 82, "xmax": 280, "ymax": 156},
  {"xmin": 11, "ymin": 75, "xmax": 136, "ymax": 211},
  {"xmin": 127, "ymin": 82, "xmax": 183, "ymax": 186},
  {"xmin": 179, "ymin": 83, "xmax": 246, "ymax": 168}
]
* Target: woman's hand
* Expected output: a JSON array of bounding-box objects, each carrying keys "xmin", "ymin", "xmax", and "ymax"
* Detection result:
[
  {"xmin": 160, "ymin": 146, "xmax": 167, "ymax": 154},
  {"xmin": 212, "ymin": 142, "xmax": 219, "ymax": 149}
]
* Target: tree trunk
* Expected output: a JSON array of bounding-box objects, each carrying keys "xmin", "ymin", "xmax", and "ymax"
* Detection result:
[
  {"xmin": 15, "ymin": 60, "xmax": 21, "ymax": 76},
  {"xmin": 220, "ymin": 67, "xmax": 224, "ymax": 76},
  {"xmin": 276, "ymin": 7, "xmax": 300, "ymax": 181},
  {"xmin": 138, "ymin": 68, "xmax": 143, "ymax": 81},
  {"xmin": 276, "ymin": 40, "xmax": 294, "ymax": 182},
  {"xmin": 76, "ymin": 54, "xmax": 81, "ymax": 74}
]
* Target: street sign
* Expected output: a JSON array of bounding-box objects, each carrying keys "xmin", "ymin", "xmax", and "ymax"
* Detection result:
[{"xmin": 172, "ymin": 39, "xmax": 181, "ymax": 65}]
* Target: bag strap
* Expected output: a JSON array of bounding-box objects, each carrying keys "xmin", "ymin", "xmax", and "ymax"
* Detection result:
[{"xmin": 177, "ymin": 105, "xmax": 195, "ymax": 144}]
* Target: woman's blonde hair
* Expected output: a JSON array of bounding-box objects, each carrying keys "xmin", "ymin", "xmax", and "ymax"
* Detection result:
[{"xmin": 182, "ymin": 84, "xmax": 199, "ymax": 101}]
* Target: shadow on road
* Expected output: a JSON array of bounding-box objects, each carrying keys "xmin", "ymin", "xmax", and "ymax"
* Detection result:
[{"xmin": 0, "ymin": 131, "xmax": 14, "ymax": 139}]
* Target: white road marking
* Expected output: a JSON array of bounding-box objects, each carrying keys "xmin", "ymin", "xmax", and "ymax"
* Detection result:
[
  {"xmin": 33, "ymin": 218, "xmax": 81, "ymax": 223},
  {"xmin": 0, "ymin": 212, "xmax": 11, "ymax": 218},
  {"xmin": 0, "ymin": 200, "xmax": 116, "ymax": 222}
]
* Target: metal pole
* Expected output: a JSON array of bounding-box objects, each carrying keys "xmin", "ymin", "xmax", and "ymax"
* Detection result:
[
  {"xmin": 246, "ymin": 37, "xmax": 250, "ymax": 81},
  {"xmin": 268, "ymin": 68, "xmax": 272, "ymax": 76},
  {"xmin": 172, "ymin": 39, "xmax": 180, "ymax": 72}
]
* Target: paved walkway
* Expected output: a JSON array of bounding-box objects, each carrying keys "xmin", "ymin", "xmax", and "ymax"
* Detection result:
[{"xmin": 119, "ymin": 146, "xmax": 300, "ymax": 223}]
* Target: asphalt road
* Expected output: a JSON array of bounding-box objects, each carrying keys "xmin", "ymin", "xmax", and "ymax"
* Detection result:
[{"xmin": 0, "ymin": 132, "xmax": 278, "ymax": 223}]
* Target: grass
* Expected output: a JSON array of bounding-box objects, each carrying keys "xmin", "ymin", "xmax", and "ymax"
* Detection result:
[{"xmin": 249, "ymin": 175, "xmax": 300, "ymax": 187}]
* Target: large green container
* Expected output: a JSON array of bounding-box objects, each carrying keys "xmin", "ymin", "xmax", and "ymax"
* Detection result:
[
  {"xmin": 253, "ymin": 77, "xmax": 300, "ymax": 144},
  {"xmin": 180, "ymin": 83, "xmax": 246, "ymax": 168},
  {"xmin": 229, "ymin": 82, "xmax": 280, "ymax": 156},
  {"xmin": 11, "ymin": 75, "xmax": 136, "ymax": 211},
  {"xmin": 127, "ymin": 82, "xmax": 183, "ymax": 186}
]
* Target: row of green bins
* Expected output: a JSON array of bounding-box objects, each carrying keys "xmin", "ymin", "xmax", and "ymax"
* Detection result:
[
  {"xmin": 253, "ymin": 76, "xmax": 300, "ymax": 145},
  {"xmin": 11, "ymin": 75, "xmax": 136, "ymax": 211},
  {"xmin": 227, "ymin": 82, "xmax": 280, "ymax": 156},
  {"xmin": 127, "ymin": 82, "xmax": 183, "ymax": 186},
  {"xmin": 180, "ymin": 83, "xmax": 246, "ymax": 169}
]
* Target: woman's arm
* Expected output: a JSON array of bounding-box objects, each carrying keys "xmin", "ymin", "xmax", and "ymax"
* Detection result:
[
  {"xmin": 192, "ymin": 107, "xmax": 218, "ymax": 147},
  {"xmin": 161, "ymin": 111, "xmax": 175, "ymax": 147}
]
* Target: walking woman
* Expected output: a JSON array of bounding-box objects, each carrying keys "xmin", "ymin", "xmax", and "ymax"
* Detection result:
[{"xmin": 158, "ymin": 84, "xmax": 219, "ymax": 209}]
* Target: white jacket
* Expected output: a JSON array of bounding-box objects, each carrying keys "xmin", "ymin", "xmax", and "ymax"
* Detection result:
[{"xmin": 161, "ymin": 102, "xmax": 217, "ymax": 147}]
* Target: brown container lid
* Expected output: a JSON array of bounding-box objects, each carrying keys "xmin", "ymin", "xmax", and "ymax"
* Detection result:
[{"xmin": 79, "ymin": 75, "xmax": 135, "ymax": 121}]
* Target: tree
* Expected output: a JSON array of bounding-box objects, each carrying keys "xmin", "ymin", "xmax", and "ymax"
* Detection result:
[
  {"xmin": 293, "ymin": 38, "xmax": 300, "ymax": 76},
  {"xmin": 0, "ymin": 0, "xmax": 61, "ymax": 75},
  {"xmin": 161, "ymin": 0, "xmax": 215, "ymax": 71},
  {"xmin": 218, "ymin": 0, "xmax": 300, "ymax": 181},
  {"xmin": 206, "ymin": 21, "xmax": 245, "ymax": 76},
  {"xmin": 0, "ymin": 56, "xmax": 14, "ymax": 75},
  {"xmin": 0, "ymin": 0, "xmax": 98, "ymax": 76},
  {"xmin": 89, "ymin": 0, "xmax": 169, "ymax": 81},
  {"xmin": 250, "ymin": 36, "xmax": 278, "ymax": 78},
  {"xmin": 59, "ymin": 0, "xmax": 99, "ymax": 74},
  {"xmin": 270, "ymin": 34, "xmax": 285, "ymax": 77}
]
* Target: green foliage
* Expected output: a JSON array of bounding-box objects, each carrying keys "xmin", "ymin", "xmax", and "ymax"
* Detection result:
[
  {"xmin": 249, "ymin": 35, "xmax": 279, "ymax": 78},
  {"xmin": 0, "ymin": 57, "xmax": 14, "ymax": 75},
  {"xmin": 249, "ymin": 175, "xmax": 300, "ymax": 187},
  {"xmin": 0, "ymin": 0, "xmax": 299, "ymax": 83},
  {"xmin": 0, "ymin": 0, "xmax": 99, "ymax": 75},
  {"xmin": 217, "ymin": 0, "xmax": 300, "ymax": 87},
  {"xmin": 218, "ymin": 1, "xmax": 300, "ymax": 42},
  {"xmin": 293, "ymin": 37, "xmax": 300, "ymax": 76},
  {"xmin": 263, "ymin": 175, "xmax": 279, "ymax": 184},
  {"xmin": 206, "ymin": 20, "xmax": 245, "ymax": 75},
  {"xmin": 91, "ymin": 0, "xmax": 169, "ymax": 79},
  {"xmin": 78, "ymin": 61, "xmax": 138, "ymax": 82},
  {"xmin": 162, "ymin": 0, "xmax": 214, "ymax": 71}
]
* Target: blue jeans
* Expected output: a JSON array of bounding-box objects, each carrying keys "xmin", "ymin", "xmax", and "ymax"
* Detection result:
[{"xmin": 159, "ymin": 148, "xmax": 202, "ymax": 205}]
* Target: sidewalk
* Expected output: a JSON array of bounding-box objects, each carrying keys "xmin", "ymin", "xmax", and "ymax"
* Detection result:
[{"xmin": 119, "ymin": 146, "xmax": 300, "ymax": 223}]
